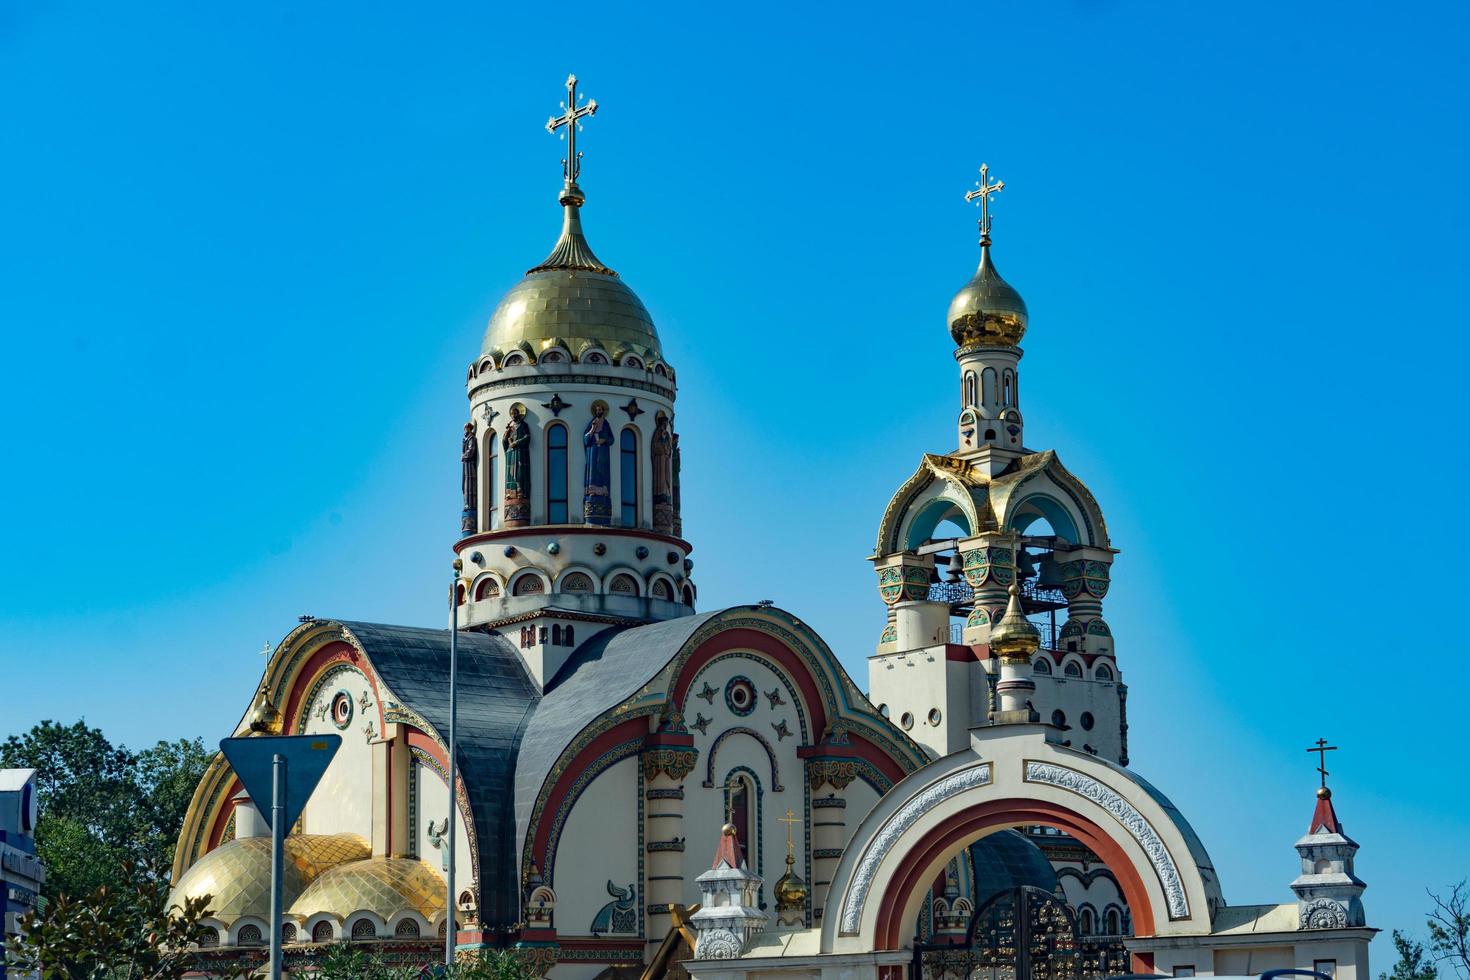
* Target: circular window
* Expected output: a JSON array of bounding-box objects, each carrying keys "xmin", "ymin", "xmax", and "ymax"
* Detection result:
[
  {"xmin": 1051, "ymin": 709, "xmax": 1067, "ymax": 729},
  {"xmin": 927, "ymin": 708, "xmax": 942, "ymax": 727},
  {"xmin": 1080, "ymin": 712, "xmax": 1095, "ymax": 731},
  {"xmin": 877, "ymin": 703, "xmax": 890, "ymax": 718},
  {"xmin": 330, "ymin": 691, "xmax": 354, "ymax": 730},
  {"xmin": 725, "ymin": 676, "xmax": 757, "ymax": 716},
  {"xmin": 900, "ymin": 712, "xmax": 915, "ymax": 731}
]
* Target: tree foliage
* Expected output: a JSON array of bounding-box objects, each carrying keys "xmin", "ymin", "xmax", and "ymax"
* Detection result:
[
  {"xmin": 1382, "ymin": 930, "xmax": 1439, "ymax": 980},
  {"xmin": 1429, "ymin": 881, "xmax": 1470, "ymax": 980},
  {"xmin": 310, "ymin": 947, "xmax": 538, "ymax": 980},
  {"xmin": 3, "ymin": 860, "xmax": 217, "ymax": 980},
  {"xmin": 0, "ymin": 720, "xmax": 211, "ymax": 897}
]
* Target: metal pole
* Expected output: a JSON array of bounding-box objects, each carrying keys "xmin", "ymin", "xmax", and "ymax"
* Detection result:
[
  {"xmin": 270, "ymin": 753, "xmax": 286, "ymax": 980},
  {"xmin": 445, "ymin": 560, "xmax": 461, "ymax": 965}
]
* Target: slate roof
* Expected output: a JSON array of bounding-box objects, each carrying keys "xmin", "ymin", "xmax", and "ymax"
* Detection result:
[
  {"xmin": 513, "ymin": 610, "xmax": 725, "ymax": 874},
  {"xmin": 336, "ymin": 621, "xmax": 540, "ymax": 928}
]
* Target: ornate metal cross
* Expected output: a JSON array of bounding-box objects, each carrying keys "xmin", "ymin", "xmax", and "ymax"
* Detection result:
[
  {"xmin": 965, "ymin": 163, "xmax": 1005, "ymax": 242},
  {"xmin": 546, "ymin": 74, "xmax": 598, "ymax": 183},
  {"xmin": 1307, "ymin": 738, "xmax": 1338, "ymax": 788},
  {"xmin": 779, "ymin": 807, "xmax": 800, "ymax": 850}
]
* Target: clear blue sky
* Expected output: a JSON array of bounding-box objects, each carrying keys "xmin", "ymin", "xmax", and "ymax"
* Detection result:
[{"xmin": 2, "ymin": 0, "xmax": 1465, "ymax": 961}]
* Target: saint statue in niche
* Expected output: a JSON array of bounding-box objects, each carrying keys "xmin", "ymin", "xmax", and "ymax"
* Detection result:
[
  {"xmin": 460, "ymin": 422, "xmax": 478, "ymax": 535},
  {"xmin": 583, "ymin": 403, "xmax": 613, "ymax": 526},
  {"xmin": 671, "ymin": 431, "xmax": 683, "ymax": 537},
  {"xmin": 652, "ymin": 415, "xmax": 674, "ymax": 534},
  {"xmin": 503, "ymin": 406, "xmax": 530, "ymax": 527}
]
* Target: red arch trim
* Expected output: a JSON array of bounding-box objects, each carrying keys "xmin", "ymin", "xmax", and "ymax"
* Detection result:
[
  {"xmin": 872, "ymin": 798, "xmax": 1158, "ymax": 949},
  {"xmin": 672, "ymin": 628, "xmax": 831, "ymax": 735}
]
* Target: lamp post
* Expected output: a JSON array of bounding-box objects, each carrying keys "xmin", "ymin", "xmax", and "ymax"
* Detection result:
[{"xmin": 445, "ymin": 557, "xmax": 462, "ymax": 966}]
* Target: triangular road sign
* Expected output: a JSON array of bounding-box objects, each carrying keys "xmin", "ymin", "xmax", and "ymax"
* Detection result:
[{"xmin": 220, "ymin": 734, "xmax": 341, "ymax": 833}]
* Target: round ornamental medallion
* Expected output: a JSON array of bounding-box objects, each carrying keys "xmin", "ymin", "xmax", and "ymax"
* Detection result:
[
  {"xmin": 725, "ymin": 676, "xmax": 757, "ymax": 716},
  {"xmin": 330, "ymin": 690, "xmax": 354, "ymax": 730}
]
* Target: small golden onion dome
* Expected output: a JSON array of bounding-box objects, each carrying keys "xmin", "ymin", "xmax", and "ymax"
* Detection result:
[
  {"xmin": 247, "ymin": 689, "xmax": 282, "ymax": 735},
  {"xmin": 774, "ymin": 858, "xmax": 808, "ymax": 911},
  {"xmin": 948, "ymin": 243, "xmax": 1029, "ymax": 349},
  {"xmin": 168, "ymin": 834, "xmax": 369, "ymax": 923},
  {"xmin": 482, "ymin": 187, "xmax": 663, "ymax": 367},
  {"xmin": 721, "ymin": 822, "xmax": 739, "ymax": 837},
  {"xmin": 289, "ymin": 856, "xmax": 447, "ymax": 923},
  {"xmin": 1317, "ymin": 786, "xmax": 1332, "ymax": 800},
  {"xmin": 989, "ymin": 582, "xmax": 1041, "ymax": 662}
]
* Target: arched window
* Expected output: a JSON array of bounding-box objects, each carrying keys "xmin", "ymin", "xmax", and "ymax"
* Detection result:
[
  {"xmin": 395, "ymin": 918, "xmax": 421, "ymax": 938},
  {"xmin": 609, "ymin": 573, "xmax": 640, "ymax": 596},
  {"xmin": 983, "ymin": 428, "xmax": 997, "ymax": 441},
  {"xmin": 1051, "ymin": 709, "xmax": 1067, "ymax": 728},
  {"xmin": 652, "ymin": 579, "xmax": 674, "ymax": 601},
  {"xmin": 198, "ymin": 927, "xmax": 220, "ymax": 948},
  {"xmin": 1095, "ymin": 663, "xmax": 1114, "ymax": 681},
  {"xmin": 1002, "ymin": 370, "xmax": 1014, "ymax": 407},
  {"xmin": 727, "ymin": 774, "xmax": 754, "ymax": 859},
  {"xmin": 1104, "ymin": 908, "xmax": 1121, "ymax": 935},
  {"xmin": 512, "ymin": 574, "xmax": 545, "ymax": 596},
  {"xmin": 475, "ymin": 577, "xmax": 500, "ymax": 601},
  {"xmin": 1079, "ymin": 907, "xmax": 1095, "ymax": 935},
  {"xmin": 350, "ymin": 918, "xmax": 377, "ymax": 941},
  {"xmin": 281, "ymin": 922, "xmax": 297, "ymax": 944},
  {"xmin": 551, "ymin": 624, "xmax": 562, "ymax": 645},
  {"xmin": 963, "ymin": 372, "xmax": 978, "ymax": 406},
  {"xmin": 503, "ymin": 352, "xmax": 525, "ymax": 367},
  {"xmin": 1064, "ymin": 661, "xmax": 1083, "ymax": 678},
  {"xmin": 682, "ymin": 584, "xmax": 695, "ymax": 607},
  {"xmin": 1033, "ymin": 658, "xmax": 1051, "ymax": 674},
  {"xmin": 982, "ymin": 368, "xmax": 996, "ymax": 404},
  {"xmin": 563, "ymin": 625, "xmax": 575, "ymax": 645},
  {"xmin": 546, "ymin": 423, "xmax": 568, "ymax": 523},
  {"xmin": 311, "ymin": 921, "xmax": 333, "ymax": 943},
  {"xmin": 620, "ymin": 428, "xmax": 639, "ymax": 527},
  {"xmin": 484, "ymin": 432, "xmax": 497, "ymax": 530},
  {"xmin": 236, "ymin": 924, "xmax": 263, "ymax": 946},
  {"xmin": 561, "ymin": 572, "xmax": 594, "ymax": 593}
]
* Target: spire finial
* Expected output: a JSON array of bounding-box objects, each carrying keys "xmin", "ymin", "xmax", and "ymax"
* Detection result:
[
  {"xmin": 965, "ymin": 163, "xmax": 1005, "ymax": 246},
  {"xmin": 546, "ymin": 73, "xmax": 599, "ymax": 187},
  {"xmin": 779, "ymin": 807, "xmax": 800, "ymax": 870},
  {"xmin": 1307, "ymin": 737, "xmax": 1339, "ymax": 796}
]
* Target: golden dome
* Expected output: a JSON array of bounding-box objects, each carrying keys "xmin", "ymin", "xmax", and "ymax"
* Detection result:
[
  {"xmin": 989, "ymin": 582, "xmax": 1041, "ymax": 662},
  {"xmin": 774, "ymin": 862, "xmax": 808, "ymax": 910},
  {"xmin": 948, "ymin": 243, "xmax": 1028, "ymax": 349},
  {"xmin": 289, "ymin": 856, "xmax": 446, "ymax": 922},
  {"xmin": 247, "ymin": 688, "xmax": 282, "ymax": 734},
  {"xmin": 482, "ymin": 191, "xmax": 662, "ymax": 366},
  {"xmin": 168, "ymin": 834, "xmax": 368, "ymax": 922}
]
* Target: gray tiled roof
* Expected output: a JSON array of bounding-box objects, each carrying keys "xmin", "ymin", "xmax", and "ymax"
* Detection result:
[
  {"xmin": 336, "ymin": 621, "xmax": 539, "ymax": 928},
  {"xmin": 513, "ymin": 610, "xmax": 724, "ymax": 875}
]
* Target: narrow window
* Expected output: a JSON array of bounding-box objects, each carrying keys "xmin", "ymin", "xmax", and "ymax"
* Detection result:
[
  {"xmin": 963, "ymin": 372, "xmax": 978, "ymax": 406},
  {"xmin": 620, "ymin": 428, "xmax": 638, "ymax": 527},
  {"xmin": 551, "ymin": 624, "xmax": 562, "ymax": 645},
  {"xmin": 563, "ymin": 625, "xmax": 575, "ymax": 645},
  {"xmin": 546, "ymin": 423, "xmax": 568, "ymax": 523},
  {"xmin": 729, "ymin": 775, "xmax": 753, "ymax": 858},
  {"xmin": 982, "ymin": 368, "xmax": 996, "ymax": 404},
  {"xmin": 484, "ymin": 432, "xmax": 497, "ymax": 530},
  {"xmin": 1003, "ymin": 370, "xmax": 1013, "ymax": 407}
]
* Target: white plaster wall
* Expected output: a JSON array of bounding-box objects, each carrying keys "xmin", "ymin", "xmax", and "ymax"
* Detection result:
[
  {"xmin": 682, "ymin": 654, "xmax": 809, "ymax": 913},
  {"xmin": 1032, "ymin": 669, "xmax": 1123, "ymax": 761},
  {"xmin": 300, "ymin": 667, "xmax": 375, "ymax": 841},
  {"xmin": 552, "ymin": 756, "xmax": 639, "ymax": 936},
  {"xmin": 411, "ymin": 755, "xmax": 473, "ymax": 894},
  {"xmin": 867, "ymin": 644, "xmax": 952, "ymax": 760}
]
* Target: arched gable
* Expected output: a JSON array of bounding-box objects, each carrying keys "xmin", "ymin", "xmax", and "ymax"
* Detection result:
[
  {"xmin": 876, "ymin": 455, "xmax": 996, "ymax": 555},
  {"xmin": 822, "ymin": 726, "xmax": 1220, "ymax": 953}
]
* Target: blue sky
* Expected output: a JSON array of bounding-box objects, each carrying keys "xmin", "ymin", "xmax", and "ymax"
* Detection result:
[{"xmin": 1, "ymin": 0, "xmax": 1466, "ymax": 960}]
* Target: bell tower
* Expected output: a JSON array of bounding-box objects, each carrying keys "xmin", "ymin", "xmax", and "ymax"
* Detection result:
[
  {"xmin": 867, "ymin": 166, "xmax": 1128, "ymax": 764},
  {"xmin": 451, "ymin": 76, "xmax": 697, "ymax": 689}
]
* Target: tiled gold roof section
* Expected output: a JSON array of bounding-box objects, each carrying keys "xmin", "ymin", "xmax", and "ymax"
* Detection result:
[
  {"xmin": 289, "ymin": 856, "xmax": 447, "ymax": 921},
  {"xmin": 168, "ymin": 833, "xmax": 369, "ymax": 922}
]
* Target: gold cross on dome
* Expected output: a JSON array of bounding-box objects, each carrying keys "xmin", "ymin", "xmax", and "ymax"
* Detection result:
[
  {"xmin": 1306, "ymin": 738, "xmax": 1338, "ymax": 788},
  {"xmin": 965, "ymin": 163, "xmax": 1005, "ymax": 243},
  {"xmin": 546, "ymin": 74, "xmax": 599, "ymax": 183},
  {"xmin": 779, "ymin": 807, "xmax": 800, "ymax": 850}
]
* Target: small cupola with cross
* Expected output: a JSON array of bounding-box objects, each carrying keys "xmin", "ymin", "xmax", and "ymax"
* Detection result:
[{"xmin": 1291, "ymin": 739, "xmax": 1367, "ymax": 930}]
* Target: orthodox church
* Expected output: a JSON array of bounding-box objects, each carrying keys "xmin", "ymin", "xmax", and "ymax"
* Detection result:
[{"xmin": 168, "ymin": 78, "xmax": 1376, "ymax": 980}]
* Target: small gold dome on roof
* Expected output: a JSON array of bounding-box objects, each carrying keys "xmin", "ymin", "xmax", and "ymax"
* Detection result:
[
  {"xmin": 289, "ymin": 856, "xmax": 447, "ymax": 922},
  {"xmin": 774, "ymin": 860, "xmax": 808, "ymax": 910},
  {"xmin": 989, "ymin": 582, "xmax": 1041, "ymax": 662},
  {"xmin": 482, "ymin": 187, "xmax": 663, "ymax": 365},
  {"xmin": 247, "ymin": 688, "xmax": 282, "ymax": 735},
  {"xmin": 168, "ymin": 834, "xmax": 369, "ymax": 922},
  {"xmin": 948, "ymin": 243, "xmax": 1029, "ymax": 349}
]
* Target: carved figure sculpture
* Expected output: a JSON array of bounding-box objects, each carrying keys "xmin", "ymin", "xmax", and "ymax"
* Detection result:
[
  {"xmin": 460, "ymin": 423, "xmax": 478, "ymax": 535},
  {"xmin": 583, "ymin": 404, "xmax": 613, "ymax": 526},
  {"xmin": 503, "ymin": 407, "xmax": 530, "ymax": 527},
  {"xmin": 652, "ymin": 415, "xmax": 674, "ymax": 534}
]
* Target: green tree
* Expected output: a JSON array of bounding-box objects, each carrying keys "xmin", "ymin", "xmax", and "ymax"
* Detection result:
[
  {"xmin": 0, "ymin": 720, "xmax": 211, "ymax": 897},
  {"xmin": 1429, "ymin": 881, "xmax": 1469, "ymax": 980},
  {"xmin": 3, "ymin": 860, "xmax": 216, "ymax": 980},
  {"xmin": 1381, "ymin": 930, "xmax": 1438, "ymax": 980}
]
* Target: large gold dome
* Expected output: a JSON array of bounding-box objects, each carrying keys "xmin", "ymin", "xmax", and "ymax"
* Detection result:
[
  {"xmin": 168, "ymin": 833, "xmax": 369, "ymax": 922},
  {"xmin": 948, "ymin": 245, "xmax": 1028, "ymax": 348},
  {"xmin": 289, "ymin": 856, "xmax": 446, "ymax": 922},
  {"xmin": 482, "ymin": 192, "xmax": 662, "ymax": 365}
]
